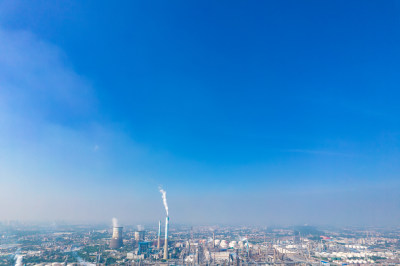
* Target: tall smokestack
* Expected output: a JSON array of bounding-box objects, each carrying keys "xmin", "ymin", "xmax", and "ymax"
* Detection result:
[
  {"xmin": 163, "ymin": 216, "xmax": 169, "ymax": 260},
  {"xmin": 159, "ymin": 187, "xmax": 169, "ymax": 260},
  {"xmin": 213, "ymin": 231, "xmax": 215, "ymax": 248},
  {"xmin": 157, "ymin": 220, "xmax": 161, "ymax": 249},
  {"xmin": 110, "ymin": 218, "xmax": 123, "ymax": 249}
]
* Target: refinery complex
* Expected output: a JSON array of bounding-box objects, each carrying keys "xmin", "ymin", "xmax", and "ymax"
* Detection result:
[
  {"xmin": 1, "ymin": 221, "xmax": 400, "ymax": 265},
  {"xmin": 0, "ymin": 188, "xmax": 400, "ymax": 266},
  {"xmin": 2, "ymin": 0, "xmax": 398, "ymax": 265},
  {"xmin": 1, "ymin": 189, "xmax": 400, "ymax": 265}
]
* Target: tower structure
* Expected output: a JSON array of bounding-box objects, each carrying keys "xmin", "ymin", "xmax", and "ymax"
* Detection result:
[
  {"xmin": 157, "ymin": 220, "xmax": 161, "ymax": 249},
  {"xmin": 213, "ymin": 231, "xmax": 215, "ymax": 248},
  {"xmin": 163, "ymin": 216, "xmax": 169, "ymax": 260},
  {"xmin": 135, "ymin": 230, "xmax": 146, "ymax": 241},
  {"xmin": 110, "ymin": 226, "xmax": 123, "ymax": 249}
]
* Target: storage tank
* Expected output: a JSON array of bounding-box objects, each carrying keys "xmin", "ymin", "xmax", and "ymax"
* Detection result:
[
  {"xmin": 220, "ymin": 240, "xmax": 228, "ymax": 249},
  {"xmin": 229, "ymin": 241, "xmax": 238, "ymax": 248}
]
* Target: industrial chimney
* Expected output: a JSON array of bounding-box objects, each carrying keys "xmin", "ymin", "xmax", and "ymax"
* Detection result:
[
  {"xmin": 213, "ymin": 231, "xmax": 215, "ymax": 249},
  {"xmin": 110, "ymin": 226, "xmax": 123, "ymax": 249},
  {"xmin": 163, "ymin": 216, "xmax": 169, "ymax": 259},
  {"xmin": 157, "ymin": 220, "xmax": 161, "ymax": 249}
]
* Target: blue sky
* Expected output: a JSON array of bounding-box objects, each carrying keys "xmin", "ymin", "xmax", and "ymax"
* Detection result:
[{"xmin": 0, "ymin": 0, "xmax": 399, "ymax": 225}]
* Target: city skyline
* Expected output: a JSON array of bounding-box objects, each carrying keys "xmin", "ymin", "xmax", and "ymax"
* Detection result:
[{"xmin": 0, "ymin": 0, "xmax": 400, "ymax": 226}]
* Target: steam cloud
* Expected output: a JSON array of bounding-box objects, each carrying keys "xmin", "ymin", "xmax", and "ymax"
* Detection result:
[
  {"xmin": 14, "ymin": 255, "xmax": 23, "ymax": 266},
  {"xmin": 159, "ymin": 187, "xmax": 169, "ymax": 216},
  {"xmin": 112, "ymin": 217, "xmax": 118, "ymax": 227}
]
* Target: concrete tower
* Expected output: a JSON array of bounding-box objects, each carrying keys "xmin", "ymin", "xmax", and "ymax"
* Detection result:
[
  {"xmin": 213, "ymin": 231, "xmax": 215, "ymax": 248},
  {"xmin": 163, "ymin": 216, "xmax": 169, "ymax": 260},
  {"xmin": 110, "ymin": 227, "xmax": 123, "ymax": 249},
  {"xmin": 135, "ymin": 230, "xmax": 146, "ymax": 241},
  {"xmin": 157, "ymin": 220, "xmax": 161, "ymax": 249}
]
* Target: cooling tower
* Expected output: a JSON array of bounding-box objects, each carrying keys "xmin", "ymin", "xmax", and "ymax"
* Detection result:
[
  {"xmin": 163, "ymin": 216, "xmax": 169, "ymax": 259},
  {"xmin": 110, "ymin": 226, "xmax": 123, "ymax": 249},
  {"xmin": 135, "ymin": 230, "xmax": 146, "ymax": 241},
  {"xmin": 157, "ymin": 220, "xmax": 161, "ymax": 249}
]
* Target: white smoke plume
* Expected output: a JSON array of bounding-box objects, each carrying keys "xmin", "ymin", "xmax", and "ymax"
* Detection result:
[
  {"xmin": 112, "ymin": 217, "xmax": 118, "ymax": 227},
  {"xmin": 73, "ymin": 251, "xmax": 95, "ymax": 266},
  {"xmin": 159, "ymin": 187, "xmax": 169, "ymax": 216},
  {"xmin": 14, "ymin": 255, "xmax": 23, "ymax": 266},
  {"xmin": 239, "ymin": 236, "xmax": 249, "ymax": 252},
  {"xmin": 239, "ymin": 236, "xmax": 247, "ymax": 241},
  {"xmin": 137, "ymin": 224, "xmax": 144, "ymax": 231}
]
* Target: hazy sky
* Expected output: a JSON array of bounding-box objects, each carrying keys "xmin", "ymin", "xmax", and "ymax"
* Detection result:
[{"xmin": 0, "ymin": 0, "xmax": 399, "ymax": 226}]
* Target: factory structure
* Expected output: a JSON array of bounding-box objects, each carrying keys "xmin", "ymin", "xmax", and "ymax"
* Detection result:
[
  {"xmin": 109, "ymin": 189, "xmax": 172, "ymax": 261},
  {"xmin": 10, "ymin": 188, "xmax": 399, "ymax": 265},
  {"xmin": 109, "ymin": 218, "xmax": 174, "ymax": 262},
  {"xmin": 8, "ymin": 222, "xmax": 400, "ymax": 265}
]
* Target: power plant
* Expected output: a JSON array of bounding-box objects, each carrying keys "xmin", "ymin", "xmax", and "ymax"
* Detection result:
[
  {"xmin": 110, "ymin": 226, "xmax": 123, "ymax": 249},
  {"xmin": 164, "ymin": 216, "xmax": 169, "ymax": 260}
]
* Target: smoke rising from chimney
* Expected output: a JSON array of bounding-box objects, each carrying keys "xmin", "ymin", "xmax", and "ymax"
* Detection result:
[
  {"xmin": 14, "ymin": 255, "xmax": 23, "ymax": 266},
  {"xmin": 159, "ymin": 187, "xmax": 169, "ymax": 216},
  {"xmin": 112, "ymin": 217, "xmax": 118, "ymax": 227}
]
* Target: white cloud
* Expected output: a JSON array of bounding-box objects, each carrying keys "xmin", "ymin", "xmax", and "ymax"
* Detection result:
[
  {"xmin": 0, "ymin": 27, "xmax": 145, "ymax": 221},
  {"xmin": 0, "ymin": 27, "xmax": 95, "ymax": 123}
]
